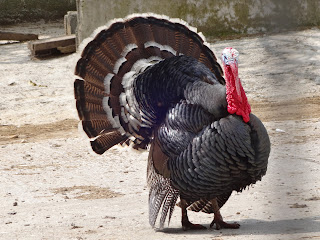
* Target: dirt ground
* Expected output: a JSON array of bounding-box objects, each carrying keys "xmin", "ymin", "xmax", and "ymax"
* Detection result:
[{"xmin": 0, "ymin": 21, "xmax": 319, "ymax": 240}]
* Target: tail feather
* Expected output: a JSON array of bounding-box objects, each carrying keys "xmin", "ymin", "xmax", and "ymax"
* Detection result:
[
  {"xmin": 159, "ymin": 187, "xmax": 179, "ymax": 228},
  {"xmin": 76, "ymin": 104, "xmax": 109, "ymax": 121},
  {"xmin": 81, "ymin": 120, "xmax": 115, "ymax": 138},
  {"xmin": 148, "ymin": 170, "xmax": 179, "ymax": 229},
  {"xmin": 147, "ymin": 138, "xmax": 179, "ymax": 228},
  {"xmin": 148, "ymin": 182, "xmax": 169, "ymax": 227},
  {"xmin": 75, "ymin": 59, "xmax": 106, "ymax": 89},
  {"xmin": 167, "ymin": 191, "xmax": 179, "ymax": 226},
  {"xmin": 109, "ymin": 75, "xmax": 123, "ymax": 96},
  {"xmin": 187, "ymin": 192, "xmax": 232, "ymax": 213},
  {"xmin": 90, "ymin": 131, "xmax": 127, "ymax": 155},
  {"xmin": 131, "ymin": 21, "xmax": 154, "ymax": 45},
  {"xmin": 75, "ymin": 96, "xmax": 105, "ymax": 119},
  {"xmin": 75, "ymin": 95, "xmax": 106, "ymax": 121}
]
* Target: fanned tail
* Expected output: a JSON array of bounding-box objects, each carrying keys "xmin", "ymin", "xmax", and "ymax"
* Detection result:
[{"xmin": 74, "ymin": 13, "xmax": 223, "ymax": 154}]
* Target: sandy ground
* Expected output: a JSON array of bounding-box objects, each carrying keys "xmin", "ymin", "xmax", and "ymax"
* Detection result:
[{"xmin": 0, "ymin": 21, "xmax": 320, "ymax": 240}]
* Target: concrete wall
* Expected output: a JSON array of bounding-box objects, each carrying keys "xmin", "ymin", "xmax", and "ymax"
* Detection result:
[
  {"xmin": 77, "ymin": 0, "xmax": 320, "ymax": 43},
  {"xmin": 0, "ymin": 0, "xmax": 76, "ymax": 24}
]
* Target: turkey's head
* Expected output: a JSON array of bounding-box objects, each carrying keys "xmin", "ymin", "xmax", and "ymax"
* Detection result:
[{"xmin": 222, "ymin": 47, "xmax": 251, "ymax": 123}]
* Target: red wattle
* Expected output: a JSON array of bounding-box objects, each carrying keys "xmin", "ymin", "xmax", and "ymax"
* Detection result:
[{"xmin": 224, "ymin": 64, "xmax": 251, "ymax": 123}]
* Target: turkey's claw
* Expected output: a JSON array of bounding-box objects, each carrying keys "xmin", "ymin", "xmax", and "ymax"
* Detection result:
[
  {"xmin": 209, "ymin": 197, "xmax": 240, "ymax": 230},
  {"xmin": 210, "ymin": 219, "xmax": 240, "ymax": 230},
  {"xmin": 180, "ymin": 198, "xmax": 206, "ymax": 231},
  {"xmin": 182, "ymin": 219, "xmax": 207, "ymax": 231}
]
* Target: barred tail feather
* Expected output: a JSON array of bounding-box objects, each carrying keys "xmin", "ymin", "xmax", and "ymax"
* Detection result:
[
  {"xmin": 148, "ymin": 174, "xmax": 179, "ymax": 229},
  {"xmin": 90, "ymin": 132, "xmax": 128, "ymax": 155},
  {"xmin": 147, "ymin": 149, "xmax": 179, "ymax": 228},
  {"xmin": 159, "ymin": 187, "xmax": 179, "ymax": 228},
  {"xmin": 187, "ymin": 192, "xmax": 232, "ymax": 213}
]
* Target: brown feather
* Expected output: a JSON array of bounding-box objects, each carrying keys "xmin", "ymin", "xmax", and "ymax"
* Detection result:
[
  {"xmin": 76, "ymin": 100, "xmax": 106, "ymax": 121},
  {"xmin": 109, "ymin": 75, "xmax": 124, "ymax": 96},
  {"xmin": 150, "ymin": 24, "xmax": 167, "ymax": 46},
  {"xmin": 74, "ymin": 79, "xmax": 105, "ymax": 100},
  {"xmin": 82, "ymin": 120, "xmax": 115, "ymax": 138},
  {"xmin": 132, "ymin": 23, "xmax": 154, "ymax": 46},
  {"xmin": 150, "ymin": 133, "xmax": 170, "ymax": 178},
  {"xmin": 108, "ymin": 95, "xmax": 121, "ymax": 116},
  {"xmin": 76, "ymin": 62, "xmax": 105, "ymax": 89},
  {"xmin": 91, "ymin": 131, "xmax": 128, "ymax": 154}
]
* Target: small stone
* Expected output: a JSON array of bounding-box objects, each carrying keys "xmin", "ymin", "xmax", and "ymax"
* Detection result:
[
  {"xmin": 71, "ymin": 223, "xmax": 83, "ymax": 229},
  {"xmin": 276, "ymin": 128, "xmax": 285, "ymax": 133},
  {"xmin": 315, "ymin": 77, "xmax": 320, "ymax": 85},
  {"xmin": 28, "ymin": 80, "xmax": 37, "ymax": 86},
  {"xmin": 9, "ymin": 135, "xmax": 19, "ymax": 139},
  {"xmin": 13, "ymin": 202, "xmax": 18, "ymax": 206},
  {"xmin": 289, "ymin": 203, "xmax": 307, "ymax": 208},
  {"xmin": 51, "ymin": 143, "xmax": 62, "ymax": 148},
  {"xmin": 306, "ymin": 196, "xmax": 320, "ymax": 201}
]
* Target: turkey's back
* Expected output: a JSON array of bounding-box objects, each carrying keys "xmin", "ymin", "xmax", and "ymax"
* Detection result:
[{"xmin": 74, "ymin": 13, "xmax": 225, "ymax": 154}]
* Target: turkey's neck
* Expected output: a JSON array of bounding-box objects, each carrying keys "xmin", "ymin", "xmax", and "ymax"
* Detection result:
[{"xmin": 224, "ymin": 62, "xmax": 251, "ymax": 123}]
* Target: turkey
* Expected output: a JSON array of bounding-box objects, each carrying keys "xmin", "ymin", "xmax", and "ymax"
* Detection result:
[{"xmin": 74, "ymin": 13, "xmax": 271, "ymax": 230}]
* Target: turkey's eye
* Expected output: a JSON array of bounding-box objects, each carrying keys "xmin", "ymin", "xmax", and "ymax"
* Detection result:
[
  {"xmin": 222, "ymin": 55, "xmax": 229, "ymax": 65},
  {"xmin": 222, "ymin": 55, "xmax": 226, "ymax": 61}
]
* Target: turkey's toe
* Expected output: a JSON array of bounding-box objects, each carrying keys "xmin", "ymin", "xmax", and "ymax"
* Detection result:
[
  {"xmin": 210, "ymin": 220, "xmax": 240, "ymax": 230},
  {"xmin": 182, "ymin": 220, "xmax": 207, "ymax": 231}
]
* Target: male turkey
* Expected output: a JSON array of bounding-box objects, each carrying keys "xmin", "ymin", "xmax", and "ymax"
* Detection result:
[{"xmin": 74, "ymin": 13, "xmax": 270, "ymax": 230}]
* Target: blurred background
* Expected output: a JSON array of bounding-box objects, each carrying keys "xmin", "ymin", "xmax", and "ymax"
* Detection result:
[{"xmin": 1, "ymin": 0, "xmax": 320, "ymax": 43}]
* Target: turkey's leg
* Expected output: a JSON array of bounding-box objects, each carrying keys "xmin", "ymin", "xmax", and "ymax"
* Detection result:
[
  {"xmin": 210, "ymin": 198, "xmax": 240, "ymax": 230},
  {"xmin": 180, "ymin": 198, "xmax": 206, "ymax": 231}
]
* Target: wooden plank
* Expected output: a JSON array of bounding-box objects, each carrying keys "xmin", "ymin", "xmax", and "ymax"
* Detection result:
[
  {"xmin": 57, "ymin": 44, "xmax": 76, "ymax": 54},
  {"xmin": 0, "ymin": 31, "xmax": 38, "ymax": 41},
  {"xmin": 28, "ymin": 35, "xmax": 76, "ymax": 52}
]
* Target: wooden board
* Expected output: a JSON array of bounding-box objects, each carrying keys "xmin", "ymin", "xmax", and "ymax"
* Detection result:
[
  {"xmin": 0, "ymin": 31, "xmax": 38, "ymax": 41},
  {"xmin": 28, "ymin": 35, "xmax": 76, "ymax": 57}
]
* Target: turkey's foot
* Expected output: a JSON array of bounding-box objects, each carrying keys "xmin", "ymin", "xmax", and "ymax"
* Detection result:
[
  {"xmin": 210, "ymin": 218, "xmax": 240, "ymax": 230},
  {"xmin": 210, "ymin": 197, "xmax": 240, "ymax": 230},
  {"xmin": 182, "ymin": 219, "xmax": 207, "ymax": 231},
  {"xmin": 180, "ymin": 198, "xmax": 206, "ymax": 231}
]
